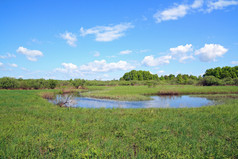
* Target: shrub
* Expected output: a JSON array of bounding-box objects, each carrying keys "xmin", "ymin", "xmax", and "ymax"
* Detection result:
[
  {"xmin": 186, "ymin": 79, "xmax": 196, "ymax": 85},
  {"xmin": 48, "ymin": 79, "xmax": 57, "ymax": 89},
  {"xmin": 0, "ymin": 77, "xmax": 19, "ymax": 89},
  {"xmin": 233, "ymin": 78, "xmax": 238, "ymax": 85},
  {"xmin": 199, "ymin": 76, "xmax": 223, "ymax": 86},
  {"xmin": 222, "ymin": 77, "xmax": 235, "ymax": 85}
]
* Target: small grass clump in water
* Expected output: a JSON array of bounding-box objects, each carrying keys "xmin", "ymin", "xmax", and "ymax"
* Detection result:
[
  {"xmin": 40, "ymin": 92, "xmax": 55, "ymax": 99},
  {"xmin": 0, "ymin": 89, "xmax": 237, "ymax": 158}
]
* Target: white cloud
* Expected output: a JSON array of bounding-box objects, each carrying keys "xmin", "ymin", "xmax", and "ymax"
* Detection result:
[
  {"xmin": 80, "ymin": 60, "xmax": 135, "ymax": 72},
  {"xmin": 9, "ymin": 63, "xmax": 18, "ymax": 67},
  {"xmin": 60, "ymin": 32, "xmax": 77, "ymax": 47},
  {"xmin": 93, "ymin": 51, "xmax": 100, "ymax": 57},
  {"xmin": 80, "ymin": 23, "xmax": 134, "ymax": 42},
  {"xmin": 120, "ymin": 50, "xmax": 132, "ymax": 55},
  {"xmin": 170, "ymin": 44, "xmax": 193, "ymax": 54},
  {"xmin": 62, "ymin": 63, "xmax": 78, "ymax": 70},
  {"xmin": 0, "ymin": 62, "xmax": 3, "ymax": 67},
  {"xmin": 191, "ymin": 0, "xmax": 204, "ymax": 9},
  {"xmin": 170, "ymin": 44, "xmax": 194, "ymax": 62},
  {"xmin": 195, "ymin": 44, "xmax": 228, "ymax": 62},
  {"xmin": 0, "ymin": 53, "xmax": 16, "ymax": 59},
  {"xmin": 153, "ymin": 0, "xmax": 238, "ymax": 23},
  {"xmin": 142, "ymin": 55, "xmax": 172, "ymax": 66},
  {"xmin": 207, "ymin": 0, "xmax": 238, "ymax": 12},
  {"xmin": 231, "ymin": 61, "xmax": 238, "ymax": 65},
  {"xmin": 178, "ymin": 55, "xmax": 195, "ymax": 62},
  {"xmin": 154, "ymin": 5, "xmax": 189, "ymax": 23},
  {"xmin": 55, "ymin": 63, "xmax": 83, "ymax": 78},
  {"xmin": 16, "ymin": 46, "xmax": 43, "ymax": 61}
]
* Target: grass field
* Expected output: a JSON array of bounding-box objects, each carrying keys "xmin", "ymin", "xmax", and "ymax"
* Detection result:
[
  {"xmin": 0, "ymin": 87, "xmax": 237, "ymax": 158},
  {"xmin": 83, "ymin": 85, "xmax": 238, "ymax": 100}
]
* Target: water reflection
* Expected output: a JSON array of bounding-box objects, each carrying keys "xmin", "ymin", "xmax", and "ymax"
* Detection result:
[{"xmin": 49, "ymin": 95, "xmax": 215, "ymax": 108}]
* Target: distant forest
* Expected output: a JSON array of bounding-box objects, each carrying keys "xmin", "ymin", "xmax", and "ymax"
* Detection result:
[
  {"xmin": 120, "ymin": 66, "xmax": 238, "ymax": 81},
  {"xmin": 0, "ymin": 66, "xmax": 237, "ymax": 89}
]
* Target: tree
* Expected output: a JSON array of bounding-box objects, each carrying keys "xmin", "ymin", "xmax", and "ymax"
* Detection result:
[
  {"xmin": 120, "ymin": 70, "xmax": 158, "ymax": 81},
  {"xmin": 0, "ymin": 77, "xmax": 19, "ymax": 89},
  {"xmin": 176, "ymin": 74, "xmax": 184, "ymax": 84},
  {"xmin": 48, "ymin": 79, "xmax": 57, "ymax": 89}
]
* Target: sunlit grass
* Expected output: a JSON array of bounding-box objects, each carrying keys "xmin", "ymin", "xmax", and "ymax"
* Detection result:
[
  {"xmin": 0, "ymin": 89, "xmax": 237, "ymax": 158},
  {"xmin": 83, "ymin": 85, "xmax": 238, "ymax": 100}
]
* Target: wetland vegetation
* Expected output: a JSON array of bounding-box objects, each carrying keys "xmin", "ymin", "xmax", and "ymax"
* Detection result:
[
  {"xmin": 0, "ymin": 66, "xmax": 238, "ymax": 158},
  {"xmin": 0, "ymin": 85, "xmax": 238, "ymax": 158}
]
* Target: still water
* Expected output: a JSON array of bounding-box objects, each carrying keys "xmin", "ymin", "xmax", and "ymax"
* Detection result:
[{"xmin": 49, "ymin": 95, "xmax": 215, "ymax": 108}]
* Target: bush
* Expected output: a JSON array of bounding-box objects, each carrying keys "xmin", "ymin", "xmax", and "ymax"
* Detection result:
[
  {"xmin": 222, "ymin": 77, "xmax": 235, "ymax": 85},
  {"xmin": 48, "ymin": 79, "xmax": 57, "ymax": 89},
  {"xmin": 198, "ymin": 76, "xmax": 223, "ymax": 86},
  {"xmin": 0, "ymin": 77, "xmax": 19, "ymax": 89},
  {"xmin": 186, "ymin": 79, "xmax": 196, "ymax": 85},
  {"xmin": 233, "ymin": 78, "xmax": 238, "ymax": 85}
]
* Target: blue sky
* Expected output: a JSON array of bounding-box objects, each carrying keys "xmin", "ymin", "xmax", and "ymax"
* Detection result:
[{"xmin": 0, "ymin": 0, "xmax": 238, "ymax": 80}]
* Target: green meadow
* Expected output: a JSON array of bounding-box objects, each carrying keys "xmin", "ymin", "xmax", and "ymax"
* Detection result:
[
  {"xmin": 83, "ymin": 85, "xmax": 238, "ymax": 101},
  {"xmin": 0, "ymin": 85, "xmax": 238, "ymax": 158}
]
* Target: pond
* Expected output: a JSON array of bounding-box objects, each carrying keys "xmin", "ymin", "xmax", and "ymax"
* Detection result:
[{"xmin": 49, "ymin": 94, "xmax": 216, "ymax": 108}]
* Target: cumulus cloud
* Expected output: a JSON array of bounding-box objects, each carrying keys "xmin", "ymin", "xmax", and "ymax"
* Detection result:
[
  {"xmin": 54, "ymin": 63, "xmax": 83, "ymax": 78},
  {"xmin": 9, "ymin": 63, "xmax": 18, "ymax": 67},
  {"xmin": 142, "ymin": 55, "xmax": 172, "ymax": 66},
  {"xmin": 191, "ymin": 0, "xmax": 204, "ymax": 9},
  {"xmin": 0, "ymin": 53, "xmax": 16, "ymax": 59},
  {"xmin": 80, "ymin": 60, "xmax": 135, "ymax": 72},
  {"xmin": 170, "ymin": 44, "xmax": 193, "ymax": 54},
  {"xmin": 16, "ymin": 46, "xmax": 43, "ymax": 61},
  {"xmin": 153, "ymin": 0, "xmax": 238, "ymax": 23},
  {"xmin": 207, "ymin": 0, "xmax": 238, "ymax": 12},
  {"xmin": 0, "ymin": 62, "xmax": 3, "ymax": 67},
  {"xmin": 60, "ymin": 32, "xmax": 77, "ymax": 47},
  {"xmin": 154, "ymin": 5, "xmax": 189, "ymax": 23},
  {"xmin": 170, "ymin": 44, "xmax": 194, "ymax": 62},
  {"xmin": 80, "ymin": 23, "xmax": 134, "ymax": 42},
  {"xmin": 195, "ymin": 44, "xmax": 228, "ymax": 62},
  {"xmin": 231, "ymin": 61, "xmax": 238, "ymax": 65},
  {"xmin": 120, "ymin": 50, "xmax": 132, "ymax": 55}
]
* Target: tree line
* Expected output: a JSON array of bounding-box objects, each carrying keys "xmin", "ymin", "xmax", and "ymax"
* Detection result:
[
  {"xmin": 203, "ymin": 66, "xmax": 238, "ymax": 79},
  {"xmin": 0, "ymin": 66, "xmax": 238, "ymax": 89}
]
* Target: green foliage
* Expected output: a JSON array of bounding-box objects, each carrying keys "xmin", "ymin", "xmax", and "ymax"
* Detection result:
[
  {"xmin": 0, "ymin": 66, "xmax": 237, "ymax": 90},
  {"xmin": 204, "ymin": 66, "xmax": 238, "ymax": 79},
  {"xmin": 48, "ymin": 79, "xmax": 57, "ymax": 89},
  {"xmin": 146, "ymin": 81, "xmax": 157, "ymax": 88},
  {"xmin": 199, "ymin": 76, "xmax": 223, "ymax": 86},
  {"xmin": 0, "ymin": 78, "xmax": 59, "ymax": 89},
  {"xmin": 0, "ymin": 90, "xmax": 237, "ymax": 158},
  {"xmin": 71, "ymin": 79, "xmax": 86, "ymax": 88},
  {"xmin": 0, "ymin": 77, "xmax": 19, "ymax": 89},
  {"xmin": 176, "ymin": 74, "xmax": 184, "ymax": 84},
  {"xmin": 121, "ymin": 70, "xmax": 158, "ymax": 81},
  {"xmin": 120, "ymin": 70, "xmax": 199, "ymax": 85}
]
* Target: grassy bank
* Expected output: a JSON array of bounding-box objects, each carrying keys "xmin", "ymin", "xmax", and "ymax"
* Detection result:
[
  {"xmin": 0, "ymin": 89, "xmax": 237, "ymax": 158},
  {"xmin": 83, "ymin": 85, "xmax": 238, "ymax": 101}
]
